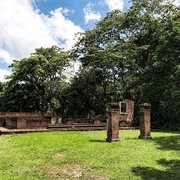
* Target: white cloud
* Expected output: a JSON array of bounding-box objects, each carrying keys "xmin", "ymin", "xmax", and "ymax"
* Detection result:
[
  {"xmin": 105, "ymin": 0, "xmax": 124, "ymax": 11},
  {"xmin": 173, "ymin": 0, "xmax": 180, "ymax": 6},
  {"xmin": 42, "ymin": 8, "xmax": 82, "ymax": 50},
  {"xmin": 0, "ymin": 0, "xmax": 54, "ymax": 62},
  {"xmin": 0, "ymin": 49, "xmax": 12, "ymax": 64},
  {"xmin": 0, "ymin": 69, "xmax": 11, "ymax": 82},
  {"xmin": 0, "ymin": 0, "xmax": 83, "ymax": 63},
  {"xmin": 83, "ymin": 3, "xmax": 101, "ymax": 24},
  {"xmin": 0, "ymin": 0, "xmax": 83, "ymax": 82}
]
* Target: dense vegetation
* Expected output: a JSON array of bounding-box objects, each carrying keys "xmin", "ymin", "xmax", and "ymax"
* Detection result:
[
  {"xmin": 0, "ymin": 130, "xmax": 180, "ymax": 179},
  {"xmin": 0, "ymin": 0, "xmax": 179, "ymax": 129}
]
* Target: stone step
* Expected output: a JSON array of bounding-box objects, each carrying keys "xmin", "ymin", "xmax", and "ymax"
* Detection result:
[{"xmin": 48, "ymin": 123, "xmax": 107, "ymax": 128}]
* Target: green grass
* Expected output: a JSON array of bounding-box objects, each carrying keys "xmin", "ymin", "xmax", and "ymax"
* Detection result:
[{"xmin": 0, "ymin": 130, "xmax": 179, "ymax": 180}]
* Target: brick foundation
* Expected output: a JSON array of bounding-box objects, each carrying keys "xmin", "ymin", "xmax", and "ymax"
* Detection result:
[{"xmin": 0, "ymin": 112, "xmax": 54, "ymax": 129}]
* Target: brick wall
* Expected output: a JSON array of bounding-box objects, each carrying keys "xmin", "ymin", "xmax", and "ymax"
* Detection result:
[{"xmin": 0, "ymin": 112, "xmax": 54, "ymax": 129}]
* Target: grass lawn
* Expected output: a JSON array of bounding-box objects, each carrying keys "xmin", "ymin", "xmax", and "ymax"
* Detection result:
[{"xmin": 0, "ymin": 130, "xmax": 180, "ymax": 180}]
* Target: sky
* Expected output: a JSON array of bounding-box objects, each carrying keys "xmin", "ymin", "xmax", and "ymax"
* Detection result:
[{"xmin": 0, "ymin": 0, "xmax": 179, "ymax": 82}]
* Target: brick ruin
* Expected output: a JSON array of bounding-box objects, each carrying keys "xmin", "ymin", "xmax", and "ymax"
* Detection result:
[
  {"xmin": 0, "ymin": 100, "xmax": 151, "ymax": 141},
  {"xmin": 61, "ymin": 111, "xmax": 106, "ymax": 125},
  {"xmin": 0, "ymin": 111, "xmax": 107, "ymax": 130},
  {"xmin": 138, "ymin": 103, "xmax": 152, "ymax": 139},
  {"xmin": 0, "ymin": 112, "xmax": 55, "ymax": 129},
  {"xmin": 0, "ymin": 99, "xmax": 135, "ymax": 131},
  {"xmin": 62, "ymin": 99, "xmax": 134, "ymax": 127},
  {"xmin": 106, "ymin": 101, "xmax": 151, "ymax": 142},
  {"xmin": 106, "ymin": 99, "xmax": 134, "ymax": 142}
]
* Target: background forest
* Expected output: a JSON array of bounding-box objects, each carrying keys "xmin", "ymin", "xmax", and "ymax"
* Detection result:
[{"xmin": 0, "ymin": 0, "xmax": 179, "ymax": 130}]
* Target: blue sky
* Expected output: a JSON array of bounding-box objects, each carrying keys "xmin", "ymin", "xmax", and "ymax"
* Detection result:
[
  {"xmin": 35, "ymin": 0, "xmax": 106, "ymax": 30},
  {"xmin": 0, "ymin": 0, "xmax": 179, "ymax": 82},
  {"xmin": 35, "ymin": 0, "xmax": 131, "ymax": 30}
]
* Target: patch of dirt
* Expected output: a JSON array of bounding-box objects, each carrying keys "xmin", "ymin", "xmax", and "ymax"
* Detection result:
[
  {"xmin": 41, "ymin": 162, "xmax": 109, "ymax": 179},
  {"xmin": 53, "ymin": 153, "xmax": 65, "ymax": 159},
  {"xmin": 62, "ymin": 164, "xmax": 87, "ymax": 178},
  {"xmin": 41, "ymin": 164, "xmax": 89, "ymax": 179}
]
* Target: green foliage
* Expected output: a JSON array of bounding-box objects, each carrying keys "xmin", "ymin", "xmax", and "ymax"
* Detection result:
[
  {"xmin": 0, "ymin": 130, "xmax": 179, "ymax": 179},
  {"xmin": 72, "ymin": 0, "xmax": 180, "ymax": 129},
  {"xmin": 62, "ymin": 68, "xmax": 107, "ymax": 116},
  {"xmin": 0, "ymin": 46, "xmax": 70, "ymax": 113},
  {"xmin": 0, "ymin": 81, "xmax": 3, "ymax": 92},
  {"xmin": 141, "ymin": 3, "xmax": 180, "ymax": 128},
  {"xmin": 0, "ymin": 0, "xmax": 179, "ymax": 129}
]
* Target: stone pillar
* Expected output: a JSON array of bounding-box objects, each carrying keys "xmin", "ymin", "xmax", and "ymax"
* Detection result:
[
  {"xmin": 139, "ymin": 103, "xmax": 152, "ymax": 139},
  {"xmin": 106, "ymin": 103, "xmax": 120, "ymax": 142}
]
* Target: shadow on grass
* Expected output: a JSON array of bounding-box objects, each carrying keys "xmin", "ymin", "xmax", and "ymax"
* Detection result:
[
  {"xmin": 125, "ymin": 133, "xmax": 180, "ymax": 151},
  {"xmin": 132, "ymin": 133, "xmax": 180, "ymax": 180},
  {"xmin": 132, "ymin": 159, "xmax": 180, "ymax": 180},
  {"xmin": 152, "ymin": 129, "xmax": 180, "ymax": 134},
  {"xmin": 154, "ymin": 135, "xmax": 180, "ymax": 151}
]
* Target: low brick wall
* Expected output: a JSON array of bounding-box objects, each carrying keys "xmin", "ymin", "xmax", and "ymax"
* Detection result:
[
  {"xmin": 16, "ymin": 118, "xmax": 51, "ymax": 129},
  {"xmin": 62, "ymin": 117, "xmax": 103, "ymax": 125},
  {"xmin": 6, "ymin": 118, "xmax": 17, "ymax": 128},
  {"xmin": 0, "ymin": 112, "xmax": 54, "ymax": 129}
]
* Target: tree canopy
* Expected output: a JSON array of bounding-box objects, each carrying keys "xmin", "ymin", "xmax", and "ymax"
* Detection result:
[
  {"xmin": 0, "ymin": 0, "xmax": 179, "ymax": 129},
  {"xmin": 0, "ymin": 46, "xmax": 70, "ymax": 113},
  {"xmin": 72, "ymin": 0, "xmax": 180, "ymax": 129}
]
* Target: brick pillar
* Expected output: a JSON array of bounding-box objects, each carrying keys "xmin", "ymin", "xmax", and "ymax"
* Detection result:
[
  {"xmin": 106, "ymin": 103, "xmax": 120, "ymax": 142},
  {"xmin": 139, "ymin": 103, "xmax": 152, "ymax": 139}
]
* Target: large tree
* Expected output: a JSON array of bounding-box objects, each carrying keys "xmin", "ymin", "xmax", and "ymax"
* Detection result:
[
  {"xmin": 141, "ymin": 2, "xmax": 180, "ymax": 128},
  {"xmin": 0, "ymin": 46, "xmax": 70, "ymax": 113},
  {"xmin": 62, "ymin": 67, "xmax": 107, "ymax": 116},
  {"xmin": 73, "ymin": 0, "xmax": 180, "ymax": 128}
]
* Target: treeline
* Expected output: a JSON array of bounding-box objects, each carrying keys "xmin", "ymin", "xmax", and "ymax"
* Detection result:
[{"xmin": 0, "ymin": 0, "xmax": 179, "ymax": 130}]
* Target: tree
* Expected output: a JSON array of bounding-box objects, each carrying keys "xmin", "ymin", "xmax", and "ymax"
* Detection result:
[
  {"xmin": 73, "ymin": 0, "xmax": 180, "ymax": 129},
  {"xmin": 0, "ymin": 81, "xmax": 4, "ymax": 93},
  {"xmin": 0, "ymin": 46, "xmax": 70, "ymax": 113},
  {"xmin": 141, "ymin": 3, "xmax": 180, "ymax": 128},
  {"xmin": 62, "ymin": 67, "xmax": 107, "ymax": 116}
]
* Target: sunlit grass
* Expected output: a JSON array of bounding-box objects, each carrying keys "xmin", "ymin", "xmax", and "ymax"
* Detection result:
[{"xmin": 0, "ymin": 130, "xmax": 179, "ymax": 179}]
